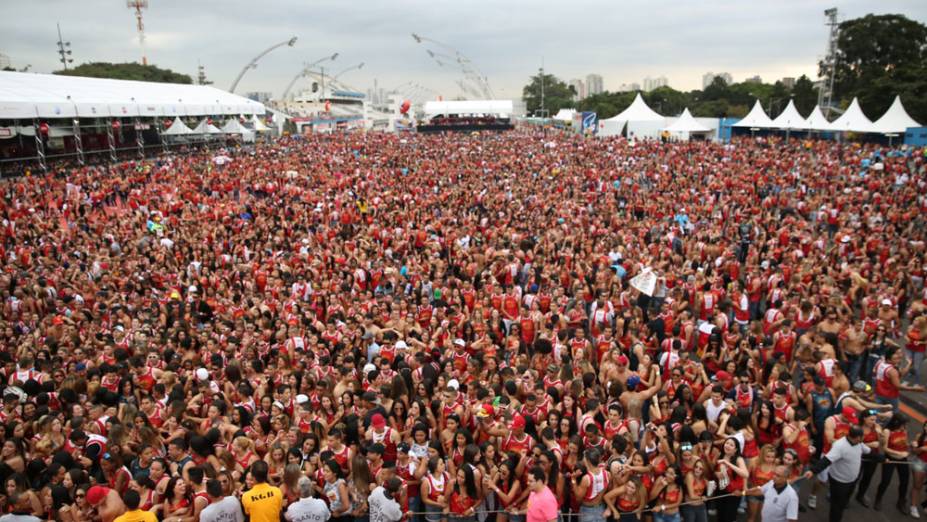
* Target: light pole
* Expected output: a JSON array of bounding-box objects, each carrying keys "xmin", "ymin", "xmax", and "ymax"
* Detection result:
[
  {"xmin": 333, "ymin": 62, "xmax": 364, "ymax": 82},
  {"xmin": 282, "ymin": 52, "xmax": 339, "ymax": 100},
  {"xmin": 229, "ymin": 36, "xmax": 297, "ymax": 93}
]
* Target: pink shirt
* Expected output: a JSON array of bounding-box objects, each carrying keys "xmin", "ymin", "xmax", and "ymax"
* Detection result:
[{"xmin": 527, "ymin": 486, "xmax": 559, "ymax": 522}]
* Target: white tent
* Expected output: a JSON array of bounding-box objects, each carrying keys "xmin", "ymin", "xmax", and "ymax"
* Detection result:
[
  {"xmin": 663, "ymin": 108, "xmax": 712, "ymax": 140},
  {"xmin": 598, "ymin": 93, "xmax": 665, "ymax": 138},
  {"xmin": 0, "ymin": 71, "xmax": 265, "ymax": 119},
  {"xmin": 221, "ymin": 118, "xmax": 255, "ymax": 142},
  {"xmin": 251, "ymin": 115, "xmax": 271, "ymax": 132},
  {"xmin": 733, "ymin": 100, "xmax": 775, "ymax": 128},
  {"xmin": 804, "ymin": 105, "xmax": 832, "ymax": 131},
  {"xmin": 192, "ymin": 119, "xmax": 225, "ymax": 135},
  {"xmin": 828, "ymin": 97, "xmax": 874, "ymax": 133},
  {"xmin": 771, "ymin": 100, "xmax": 809, "ymax": 130},
  {"xmin": 161, "ymin": 117, "xmax": 194, "ymax": 136},
  {"xmin": 871, "ymin": 96, "xmax": 921, "ymax": 135},
  {"xmin": 553, "ymin": 108, "xmax": 576, "ymax": 122},
  {"xmin": 423, "ymin": 100, "xmax": 513, "ymax": 118}
]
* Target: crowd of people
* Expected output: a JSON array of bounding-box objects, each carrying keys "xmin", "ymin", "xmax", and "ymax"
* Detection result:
[{"xmin": 0, "ymin": 128, "xmax": 925, "ymax": 522}]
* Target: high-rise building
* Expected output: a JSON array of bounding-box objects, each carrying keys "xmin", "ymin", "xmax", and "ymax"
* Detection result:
[
  {"xmin": 642, "ymin": 76, "xmax": 668, "ymax": 92},
  {"xmin": 568, "ymin": 78, "xmax": 586, "ymax": 101},
  {"xmin": 702, "ymin": 72, "xmax": 733, "ymax": 88},
  {"xmin": 585, "ymin": 74, "xmax": 604, "ymax": 96},
  {"xmin": 617, "ymin": 82, "xmax": 641, "ymax": 93},
  {"xmin": 245, "ymin": 92, "xmax": 272, "ymax": 103},
  {"xmin": 780, "ymin": 77, "xmax": 795, "ymax": 89}
]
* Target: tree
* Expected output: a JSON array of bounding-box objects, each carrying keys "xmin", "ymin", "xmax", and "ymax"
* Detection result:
[
  {"xmin": 54, "ymin": 62, "xmax": 193, "ymax": 84},
  {"xmin": 522, "ymin": 73, "xmax": 575, "ymax": 116},
  {"xmin": 791, "ymin": 75, "xmax": 817, "ymax": 115},
  {"xmin": 825, "ymin": 14, "xmax": 927, "ymax": 122}
]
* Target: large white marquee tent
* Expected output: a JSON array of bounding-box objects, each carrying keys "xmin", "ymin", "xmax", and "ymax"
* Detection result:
[
  {"xmin": 0, "ymin": 71, "xmax": 265, "ymax": 120},
  {"xmin": 663, "ymin": 108, "xmax": 713, "ymax": 140},
  {"xmin": 871, "ymin": 96, "xmax": 921, "ymax": 135},
  {"xmin": 598, "ymin": 93, "xmax": 666, "ymax": 138},
  {"xmin": 733, "ymin": 101, "xmax": 776, "ymax": 129}
]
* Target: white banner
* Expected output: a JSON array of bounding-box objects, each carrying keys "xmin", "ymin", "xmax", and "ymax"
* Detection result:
[{"xmin": 629, "ymin": 267, "xmax": 657, "ymax": 296}]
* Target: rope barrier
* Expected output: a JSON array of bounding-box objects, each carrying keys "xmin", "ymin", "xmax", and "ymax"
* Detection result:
[{"xmin": 406, "ymin": 492, "xmax": 747, "ymax": 517}]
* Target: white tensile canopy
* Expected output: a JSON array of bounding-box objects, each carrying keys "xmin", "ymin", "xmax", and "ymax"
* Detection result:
[
  {"xmin": 771, "ymin": 100, "xmax": 809, "ymax": 130},
  {"xmin": 828, "ymin": 97, "xmax": 874, "ymax": 133},
  {"xmin": 221, "ymin": 118, "xmax": 255, "ymax": 142},
  {"xmin": 871, "ymin": 96, "xmax": 921, "ymax": 134},
  {"xmin": 733, "ymin": 100, "xmax": 775, "ymax": 128},
  {"xmin": 161, "ymin": 117, "xmax": 194, "ymax": 136},
  {"xmin": 804, "ymin": 105, "xmax": 832, "ymax": 131},
  {"xmin": 599, "ymin": 93, "xmax": 665, "ymax": 137},
  {"xmin": 192, "ymin": 119, "xmax": 225, "ymax": 135},
  {"xmin": 251, "ymin": 115, "xmax": 271, "ymax": 132},
  {"xmin": 0, "ymin": 71, "xmax": 265, "ymax": 119},
  {"xmin": 553, "ymin": 108, "xmax": 576, "ymax": 121},
  {"xmin": 663, "ymin": 108, "xmax": 711, "ymax": 140},
  {"xmin": 423, "ymin": 100, "xmax": 513, "ymax": 117}
]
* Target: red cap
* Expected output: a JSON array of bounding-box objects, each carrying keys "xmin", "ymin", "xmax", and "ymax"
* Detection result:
[
  {"xmin": 617, "ymin": 354, "xmax": 629, "ymax": 365},
  {"xmin": 715, "ymin": 371, "xmax": 732, "ymax": 382},
  {"xmin": 511, "ymin": 414, "xmax": 526, "ymax": 430},
  {"xmin": 476, "ymin": 404, "xmax": 494, "ymax": 418},
  {"xmin": 371, "ymin": 413, "xmax": 386, "ymax": 429},
  {"xmin": 86, "ymin": 485, "xmax": 109, "ymax": 506},
  {"xmin": 842, "ymin": 406, "xmax": 858, "ymax": 424},
  {"xmin": 52, "ymin": 316, "xmax": 64, "ymax": 325}
]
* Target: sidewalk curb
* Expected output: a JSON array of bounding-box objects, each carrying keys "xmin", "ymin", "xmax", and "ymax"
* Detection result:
[{"xmin": 900, "ymin": 392, "xmax": 927, "ymax": 419}]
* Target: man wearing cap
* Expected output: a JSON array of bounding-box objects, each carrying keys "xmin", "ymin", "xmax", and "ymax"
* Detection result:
[
  {"xmin": 367, "ymin": 413, "xmax": 400, "ymax": 465},
  {"xmin": 85, "ymin": 485, "xmax": 127, "ymax": 522},
  {"xmin": 805, "ymin": 426, "xmax": 870, "ymax": 522},
  {"xmin": 368, "ymin": 477, "xmax": 404, "ymax": 522},
  {"xmin": 285, "ymin": 476, "xmax": 330, "ymax": 522}
]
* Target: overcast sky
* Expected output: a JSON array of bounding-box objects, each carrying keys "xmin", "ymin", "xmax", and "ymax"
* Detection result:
[{"xmin": 2, "ymin": 0, "xmax": 925, "ymax": 100}]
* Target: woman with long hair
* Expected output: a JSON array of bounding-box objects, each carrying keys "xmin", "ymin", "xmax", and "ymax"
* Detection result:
[
  {"xmin": 485, "ymin": 458, "xmax": 521, "ymax": 522},
  {"xmin": 854, "ymin": 409, "xmax": 883, "ymax": 507},
  {"xmin": 746, "ymin": 445, "xmax": 777, "ymax": 522},
  {"xmin": 161, "ymin": 476, "xmax": 193, "ymax": 522},
  {"xmin": 322, "ymin": 459, "xmax": 352, "ymax": 522},
  {"xmin": 348, "ymin": 453, "xmax": 373, "ymax": 522},
  {"xmin": 650, "ymin": 466, "xmax": 683, "ymax": 522},
  {"xmin": 713, "ymin": 438, "xmax": 748, "ymax": 522},
  {"xmin": 681, "ymin": 458, "xmax": 708, "ymax": 522},
  {"xmin": 447, "ymin": 465, "xmax": 479, "ymax": 522}
]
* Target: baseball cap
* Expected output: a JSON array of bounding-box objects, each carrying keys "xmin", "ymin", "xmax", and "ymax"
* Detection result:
[
  {"xmin": 476, "ymin": 404, "xmax": 494, "ymax": 418},
  {"xmin": 617, "ymin": 354, "xmax": 629, "ymax": 366},
  {"xmin": 511, "ymin": 414, "xmax": 526, "ymax": 430},
  {"xmin": 86, "ymin": 485, "xmax": 109, "ymax": 506},
  {"xmin": 371, "ymin": 413, "xmax": 386, "ymax": 429},
  {"xmin": 447, "ymin": 379, "xmax": 460, "ymax": 391},
  {"xmin": 852, "ymin": 380, "xmax": 871, "ymax": 393},
  {"xmin": 453, "ymin": 338, "xmax": 466, "ymax": 347},
  {"xmin": 626, "ymin": 375, "xmax": 641, "ymax": 389},
  {"xmin": 842, "ymin": 405, "xmax": 859, "ymax": 424},
  {"xmin": 295, "ymin": 394, "xmax": 309, "ymax": 405},
  {"xmin": 714, "ymin": 371, "xmax": 732, "ymax": 382},
  {"xmin": 395, "ymin": 340, "xmax": 408, "ymax": 350}
]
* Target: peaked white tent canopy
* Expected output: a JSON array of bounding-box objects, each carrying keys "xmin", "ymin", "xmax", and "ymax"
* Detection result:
[
  {"xmin": 771, "ymin": 100, "xmax": 809, "ymax": 130},
  {"xmin": 663, "ymin": 108, "xmax": 712, "ymax": 140},
  {"xmin": 221, "ymin": 118, "xmax": 256, "ymax": 142},
  {"xmin": 0, "ymin": 71, "xmax": 265, "ymax": 119},
  {"xmin": 804, "ymin": 105, "xmax": 832, "ymax": 131},
  {"xmin": 828, "ymin": 97, "xmax": 874, "ymax": 133},
  {"xmin": 599, "ymin": 93, "xmax": 665, "ymax": 137},
  {"xmin": 871, "ymin": 96, "xmax": 921, "ymax": 134},
  {"xmin": 733, "ymin": 101, "xmax": 775, "ymax": 128},
  {"xmin": 161, "ymin": 117, "xmax": 194, "ymax": 136},
  {"xmin": 251, "ymin": 115, "xmax": 271, "ymax": 132},
  {"xmin": 192, "ymin": 119, "xmax": 224, "ymax": 135}
]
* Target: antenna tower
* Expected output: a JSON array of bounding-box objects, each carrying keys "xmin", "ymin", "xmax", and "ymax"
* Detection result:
[
  {"xmin": 818, "ymin": 8, "xmax": 839, "ymax": 117},
  {"xmin": 127, "ymin": 0, "xmax": 149, "ymax": 65}
]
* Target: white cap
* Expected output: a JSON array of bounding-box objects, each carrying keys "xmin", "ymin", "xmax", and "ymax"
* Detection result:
[
  {"xmin": 273, "ymin": 401, "xmax": 285, "ymax": 410},
  {"xmin": 195, "ymin": 368, "xmax": 209, "ymax": 381},
  {"xmin": 363, "ymin": 363, "xmax": 377, "ymax": 376},
  {"xmin": 881, "ymin": 298, "xmax": 892, "ymax": 306},
  {"xmin": 453, "ymin": 338, "xmax": 466, "ymax": 347},
  {"xmin": 395, "ymin": 340, "xmax": 408, "ymax": 350},
  {"xmin": 448, "ymin": 379, "xmax": 460, "ymax": 390},
  {"xmin": 841, "ymin": 235, "xmax": 851, "ymax": 243},
  {"xmin": 296, "ymin": 394, "xmax": 309, "ymax": 404},
  {"xmin": 188, "ymin": 285, "xmax": 198, "ymax": 293}
]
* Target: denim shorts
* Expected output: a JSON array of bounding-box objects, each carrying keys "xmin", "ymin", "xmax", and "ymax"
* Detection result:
[{"xmin": 580, "ymin": 504, "xmax": 607, "ymax": 522}]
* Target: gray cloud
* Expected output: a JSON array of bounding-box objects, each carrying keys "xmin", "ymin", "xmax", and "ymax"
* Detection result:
[{"xmin": 1, "ymin": 0, "xmax": 925, "ymax": 99}]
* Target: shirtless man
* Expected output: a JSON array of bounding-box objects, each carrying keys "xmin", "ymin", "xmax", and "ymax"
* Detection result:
[
  {"xmin": 86, "ymin": 485, "xmax": 127, "ymax": 522},
  {"xmin": 841, "ymin": 321, "xmax": 868, "ymax": 383}
]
